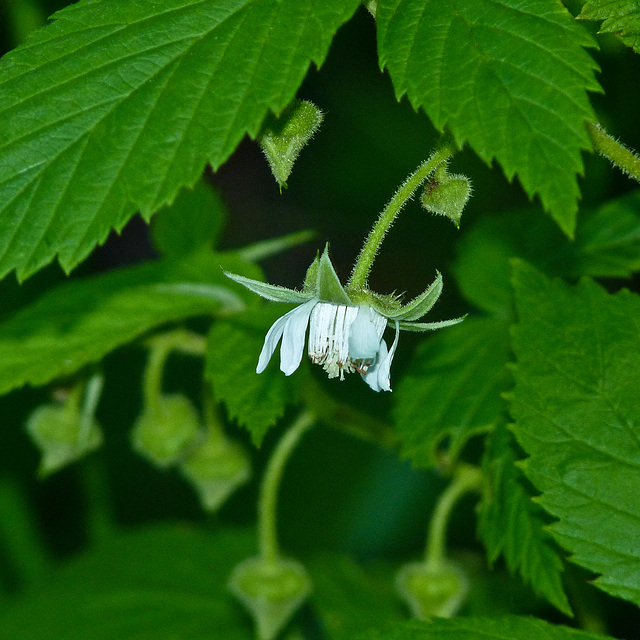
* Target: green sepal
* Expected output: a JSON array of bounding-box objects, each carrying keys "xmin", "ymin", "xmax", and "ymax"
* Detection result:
[
  {"xmin": 395, "ymin": 559, "xmax": 470, "ymax": 619},
  {"xmin": 398, "ymin": 316, "xmax": 466, "ymax": 332},
  {"xmin": 224, "ymin": 272, "xmax": 312, "ymax": 304},
  {"xmin": 315, "ymin": 245, "xmax": 352, "ymax": 305},
  {"xmin": 303, "ymin": 253, "xmax": 320, "ymax": 293},
  {"xmin": 388, "ymin": 273, "xmax": 443, "ymax": 321}
]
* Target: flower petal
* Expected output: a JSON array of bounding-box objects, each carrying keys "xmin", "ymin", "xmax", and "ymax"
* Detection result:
[
  {"xmin": 279, "ymin": 299, "xmax": 317, "ymax": 375},
  {"xmin": 349, "ymin": 306, "xmax": 387, "ymax": 360},
  {"xmin": 362, "ymin": 320, "xmax": 399, "ymax": 392}
]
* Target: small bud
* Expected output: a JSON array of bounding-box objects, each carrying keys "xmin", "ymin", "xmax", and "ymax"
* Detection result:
[
  {"xmin": 25, "ymin": 403, "xmax": 102, "ymax": 477},
  {"xmin": 421, "ymin": 165, "xmax": 471, "ymax": 228},
  {"xmin": 180, "ymin": 432, "xmax": 251, "ymax": 512},
  {"xmin": 259, "ymin": 99, "xmax": 324, "ymax": 190},
  {"xmin": 228, "ymin": 556, "xmax": 312, "ymax": 640},
  {"xmin": 395, "ymin": 560, "xmax": 469, "ymax": 619},
  {"xmin": 131, "ymin": 394, "xmax": 200, "ymax": 468}
]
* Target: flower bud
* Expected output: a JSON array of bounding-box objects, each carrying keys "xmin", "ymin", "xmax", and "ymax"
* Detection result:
[
  {"xmin": 259, "ymin": 99, "xmax": 324, "ymax": 189},
  {"xmin": 228, "ymin": 556, "xmax": 312, "ymax": 640},
  {"xmin": 25, "ymin": 403, "xmax": 102, "ymax": 477},
  {"xmin": 131, "ymin": 394, "xmax": 200, "ymax": 468},
  {"xmin": 420, "ymin": 167, "xmax": 471, "ymax": 228},
  {"xmin": 180, "ymin": 432, "xmax": 251, "ymax": 512},
  {"xmin": 395, "ymin": 559, "xmax": 469, "ymax": 619}
]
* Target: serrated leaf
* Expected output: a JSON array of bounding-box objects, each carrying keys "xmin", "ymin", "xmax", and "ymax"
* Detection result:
[
  {"xmin": 478, "ymin": 423, "xmax": 570, "ymax": 615},
  {"xmin": 0, "ymin": 251, "xmax": 260, "ymax": 395},
  {"xmin": 0, "ymin": 524, "xmax": 253, "ymax": 639},
  {"xmin": 377, "ymin": 0, "xmax": 600, "ymax": 235},
  {"xmin": 580, "ymin": 0, "xmax": 640, "ymax": 53},
  {"xmin": 0, "ymin": 0, "xmax": 361, "ymax": 281},
  {"xmin": 151, "ymin": 178, "xmax": 226, "ymax": 257},
  {"xmin": 510, "ymin": 261, "xmax": 640, "ymax": 606},
  {"xmin": 453, "ymin": 190, "xmax": 640, "ymax": 315},
  {"xmin": 393, "ymin": 317, "xmax": 511, "ymax": 468},
  {"xmin": 206, "ymin": 306, "xmax": 302, "ymax": 445},
  {"xmin": 351, "ymin": 615, "xmax": 615, "ymax": 640}
]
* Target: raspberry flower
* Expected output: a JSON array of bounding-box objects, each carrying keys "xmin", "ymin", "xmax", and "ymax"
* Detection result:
[
  {"xmin": 225, "ymin": 246, "xmax": 463, "ymax": 392},
  {"xmin": 225, "ymin": 142, "xmax": 467, "ymax": 391}
]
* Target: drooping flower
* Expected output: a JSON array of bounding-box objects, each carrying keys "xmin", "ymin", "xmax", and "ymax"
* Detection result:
[{"xmin": 225, "ymin": 246, "xmax": 463, "ymax": 392}]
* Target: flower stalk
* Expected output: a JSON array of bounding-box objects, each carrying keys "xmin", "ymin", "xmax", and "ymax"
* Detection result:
[
  {"xmin": 348, "ymin": 139, "xmax": 457, "ymax": 292},
  {"xmin": 259, "ymin": 411, "xmax": 315, "ymax": 564},
  {"xmin": 586, "ymin": 121, "xmax": 640, "ymax": 184}
]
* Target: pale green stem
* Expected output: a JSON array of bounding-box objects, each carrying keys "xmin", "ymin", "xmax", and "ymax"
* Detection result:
[
  {"xmin": 142, "ymin": 329, "xmax": 206, "ymax": 414},
  {"xmin": 587, "ymin": 122, "xmax": 640, "ymax": 183},
  {"xmin": 424, "ymin": 464, "xmax": 482, "ymax": 570},
  {"xmin": 347, "ymin": 140, "xmax": 457, "ymax": 292},
  {"xmin": 77, "ymin": 371, "xmax": 104, "ymax": 449},
  {"xmin": 259, "ymin": 411, "xmax": 315, "ymax": 565}
]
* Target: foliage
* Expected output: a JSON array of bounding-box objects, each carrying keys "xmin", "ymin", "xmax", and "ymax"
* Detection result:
[{"xmin": 1, "ymin": 1, "xmax": 640, "ymax": 639}]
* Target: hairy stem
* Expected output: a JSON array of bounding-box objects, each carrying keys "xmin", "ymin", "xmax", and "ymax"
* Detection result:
[
  {"xmin": 587, "ymin": 122, "xmax": 640, "ymax": 184},
  {"xmin": 259, "ymin": 411, "xmax": 315, "ymax": 565},
  {"xmin": 347, "ymin": 139, "xmax": 457, "ymax": 292}
]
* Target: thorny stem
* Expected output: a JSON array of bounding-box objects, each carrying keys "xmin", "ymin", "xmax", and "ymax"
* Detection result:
[
  {"xmin": 587, "ymin": 122, "xmax": 640, "ymax": 184},
  {"xmin": 424, "ymin": 463, "xmax": 482, "ymax": 571},
  {"xmin": 347, "ymin": 138, "xmax": 458, "ymax": 292},
  {"xmin": 259, "ymin": 411, "xmax": 315, "ymax": 565}
]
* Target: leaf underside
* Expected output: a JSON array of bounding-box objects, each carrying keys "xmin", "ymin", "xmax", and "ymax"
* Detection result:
[
  {"xmin": 377, "ymin": 0, "xmax": 600, "ymax": 236},
  {"xmin": 0, "ymin": 0, "xmax": 360, "ymax": 281},
  {"xmin": 510, "ymin": 261, "xmax": 640, "ymax": 606}
]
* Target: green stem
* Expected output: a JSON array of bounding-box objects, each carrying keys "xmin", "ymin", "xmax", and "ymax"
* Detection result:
[
  {"xmin": 142, "ymin": 329, "xmax": 206, "ymax": 414},
  {"xmin": 258, "ymin": 411, "xmax": 315, "ymax": 565},
  {"xmin": 347, "ymin": 139, "xmax": 457, "ymax": 292},
  {"xmin": 424, "ymin": 463, "xmax": 482, "ymax": 570},
  {"xmin": 587, "ymin": 122, "xmax": 640, "ymax": 183}
]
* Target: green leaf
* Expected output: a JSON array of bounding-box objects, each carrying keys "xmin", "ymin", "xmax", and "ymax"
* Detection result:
[
  {"xmin": 580, "ymin": 0, "xmax": 640, "ymax": 53},
  {"xmin": 377, "ymin": 0, "xmax": 600, "ymax": 235},
  {"xmin": 510, "ymin": 261, "xmax": 640, "ymax": 606},
  {"xmin": 206, "ymin": 306, "xmax": 302, "ymax": 445},
  {"xmin": 0, "ymin": 0, "xmax": 361, "ymax": 281},
  {"xmin": 453, "ymin": 191, "xmax": 640, "ymax": 315},
  {"xmin": 306, "ymin": 555, "xmax": 404, "ymax": 640},
  {"xmin": 0, "ymin": 524, "xmax": 253, "ymax": 639},
  {"xmin": 351, "ymin": 615, "xmax": 615, "ymax": 640},
  {"xmin": 151, "ymin": 178, "xmax": 226, "ymax": 257},
  {"xmin": 393, "ymin": 317, "xmax": 511, "ymax": 467},
  {"xmin": 0, "ymin": 251, "xmax": 258, "ymax": 395},
  {"xmin": 478, "ymin": 423, "xmax": 570, "ymax": 615}
]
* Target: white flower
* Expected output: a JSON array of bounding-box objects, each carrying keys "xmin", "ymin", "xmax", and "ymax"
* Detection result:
[
  {"xmin": 225, "ymin": 245, "xmax": 464, "ymax": 392},
  {"xmin": 257, "ymin": 300, "xmax": 399, "ymax": 391}
]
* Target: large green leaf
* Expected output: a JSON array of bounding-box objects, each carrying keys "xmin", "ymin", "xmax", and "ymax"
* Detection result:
[
  {"xmin": 377, "ymin": 0, "xmax": 600, "ymax": 235},
  {"xmin": 510, "ymin": 261, "xmax": 640, "ymax": 606},
  {"xmin": 0, "ymin": 524, "xmax": 253, "ymax": 639},
  {"xmin": 351, "ymin": 616, "xmax": 614, "ymax": 640},
  {"xmin": 0, "ymin": 251, "xmax": 259, "ymax": 395},
  {"xmin": 478, "ymin": 423, "xmax": 570, "ymax": 615},
  {"xmin": 393, "ymin": 317, "xmax": 511, "ymax": 467},
  {"xmin": 452, "ymin": 190, "xmax": 640, "ymax": 315},
  {"xmin": 580, "ymin": 0, "xmax": 640, "ymax": 53},
  {"xmin": 0, "ymin": 0, "xmax": 361, "ymax": 280},
  {"xmin": 206, "ymin": 305, "xmax": 302, "ymax": 445}
]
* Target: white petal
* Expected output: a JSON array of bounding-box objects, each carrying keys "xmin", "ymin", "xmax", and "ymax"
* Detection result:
[
  {"xmin": 362, "ymin": 320, "xmax": 399, "ymax": 392},
  {"xmin": 279, "ymin": 299, "xmax": 317, "ymax": 375},
  {"xmin": 348, "ymin": 306, "xmax": 387, "ymax": 360},
  {"xmin": 256, "ymin": 299, "xmax": 316, "ymax": 374}
]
